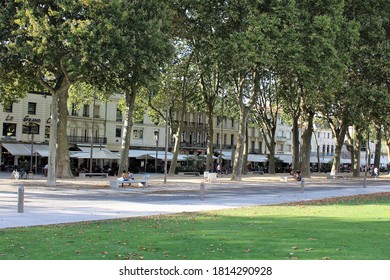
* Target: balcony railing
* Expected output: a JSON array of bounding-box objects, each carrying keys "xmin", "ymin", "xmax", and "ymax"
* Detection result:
[
  {"xmin": 68, "ymin": 136, "xmax": 107, "ymax": 144},
  {"xmin": 179, "ymin": 142, "xmax": 207, "ymax": 148}
]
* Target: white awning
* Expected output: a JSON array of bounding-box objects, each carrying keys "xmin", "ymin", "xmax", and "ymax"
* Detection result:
[
  {"xmin": 129, "ymin": 149, "xmax": 174, "ymax": 159},
  {"xmin": 72, "ymin": 148, "xmax": 120, "ymax": 159},
  {"xmin": 2, "ymin": 143, "xmax": 31, "ymax": 156},
  {"xmin": 34, "ymin": 145, "xmax": 49, "ymax": 157},
  {"xmin": 2, "ymin": 143, "xmax": 49, "ymax": 157},
  {"xmin": 248, "ymin": 154, "xmax": 268, "ymax": 162}
]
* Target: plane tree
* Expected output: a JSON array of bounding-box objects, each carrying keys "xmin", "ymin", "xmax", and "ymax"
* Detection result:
[
  {"xmin": 344, "ymin": 0, "xmax": 390, "ymax": 172},
  {"xmin": 1, "ymin": 1, "xmax": 123, "ymax": 185}
]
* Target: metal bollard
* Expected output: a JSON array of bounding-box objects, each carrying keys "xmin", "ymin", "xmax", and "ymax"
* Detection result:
[
  {"xmin": 300, "ymin": 180, "xmax": 304, "ymax": 193},
  {"xmin": 18, "ymin": 186, "xmax": 24, "ymax": 213},
  {"xmin": 200, "ymin": 182, "xmax": 205, "ymax": 201}
]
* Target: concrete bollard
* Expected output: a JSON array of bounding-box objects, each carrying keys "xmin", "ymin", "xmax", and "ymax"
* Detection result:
[
  {"xmin": 200, "ymin": 182, "xmax": 205, "ymax": 201},
  {"xmin": 18, "ymin": 186, "xmax": 24, "ymax": 213},
  {"xmin": 300, "ymin": 180, "xmax": 304, "ymax": 193}
]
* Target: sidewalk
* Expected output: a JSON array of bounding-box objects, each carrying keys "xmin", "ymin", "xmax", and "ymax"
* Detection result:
[{"xmin": 1, "ymin": 172, "xmax": 389, "ymax": 229}]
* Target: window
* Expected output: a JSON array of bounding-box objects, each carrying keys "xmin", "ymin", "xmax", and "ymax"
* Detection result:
[
  {"xmin": 71, "ymin": 104, "xmax": 78, "ymax": 116},
  {"xmin": 22, "ymin": 123, "xmax": 40, "ymax": 134},
  {"xmin": 94, "ymin": 105, "xmax": 100, "ymax": 118},
  {"xmin": 2, "ymin": 123, "xmax": 16, "ymax": 136},
  {"xmin": 198, "ymin": 114, "xmax": 202, "ymax": 124},
  {"xmin": 116, "ymin": 108, "xmax": 122, "ymax": 122},
  {"xmin": 83, "ymin": 104, "xmax": 89, "ymax": 117},
  {"xmin": 45, "ymin": 126, "xmax": 50, "ymax": 138},
  {"xmin": 133, "ymin": 129, "xmax": 143, "ymax": 139},
  {"xmin": 28, "ymin": 102, "xmax": 37, "ymax": 114},
  {"xmin": 3, "ymin": 102, "xmax": 13, "ymax": 112},
  {"xmin": 115, "ymin": 127, "xmax": 121, "ymax": 138}
]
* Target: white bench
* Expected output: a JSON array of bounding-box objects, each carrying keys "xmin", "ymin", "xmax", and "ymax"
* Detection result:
[
  {"xmin": 178, "ymin": 172, "xmax": 200, "ymax": 176},
  {"xmin": 280, "ymin": 175, "xmax": 295, "ymax": 182},
  {"xmin": 327, "ymin": 174, "xmax": 343, "ymax": 179},
  {"xmin": 109, "ymin": 175, "xmax": 149, "ymax": 188},
  {"xmin": 79, "ymin": 173, "xmax": 108, "ymax": 178}
]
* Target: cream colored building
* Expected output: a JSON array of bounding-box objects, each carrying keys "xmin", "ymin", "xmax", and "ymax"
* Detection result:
[{"xmin": 1, "ymin": 92, "xmax": 341, "ymax": 174}]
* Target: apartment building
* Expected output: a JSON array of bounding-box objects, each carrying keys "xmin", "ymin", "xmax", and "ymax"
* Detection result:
[{"xmin": 1, "ymin": 92, "xmax": 342, "ymax": 174}]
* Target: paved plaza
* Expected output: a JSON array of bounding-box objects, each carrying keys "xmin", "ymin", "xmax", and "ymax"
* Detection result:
[{"xmin": 1, "ymin": 171, "xmax": 389, "ymax": 229}]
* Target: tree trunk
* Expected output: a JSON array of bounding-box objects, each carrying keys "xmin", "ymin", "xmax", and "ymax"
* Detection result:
[
  {"xmin": 242, "ymin": 124, "xmax": 248, "ymax": 175},
  {"xmin": 47, "ymin": 91, "xmax": 58, "ymax": 187},
  {"xmin": 118, "ymin": 88, "xmax": 137, "ymax": 174},
  {"xmin": 291, "ymin": 115, "xmax": 300, "ymax": 170},
  {"xmin": 331, "ymin": 124, "xmax": 348, "ymax": 175},
  {"xmin": 206, "ymin": 109, "xmax": 214, "ymax": 172},
  {"xmin": 373, "ymin": 125, "xmax": 382, "ymax": 169},
  {"xmin": 169, "ymin": 108, "xmax": 185, "ymax": 175},
  {"xmin": 352, "ymin": 129, "xmax": 362, "ymax": 177},
  {"xmin": 231, "ymin": 107, "xmax": 249, "ymax": 181},
  {"xmin": 168, "ymin": 128, "xmax": 181, "ymax": 175},
  {"xmin": 300, "ymin": 112, "xmax": 314, "ymax": 178},
  {"xmin": 56, "ymin": 85, "xmax": 73, "ymax": 178}
]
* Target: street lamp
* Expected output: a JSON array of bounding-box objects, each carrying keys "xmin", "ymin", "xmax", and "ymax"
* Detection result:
[{"xmin": 154, "ymin": 130, "xmax": 159, "ymax": 173}]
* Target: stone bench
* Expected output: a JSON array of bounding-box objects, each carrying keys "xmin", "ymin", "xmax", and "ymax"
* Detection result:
[
  {"xmin": 280, "ymin": 175, "xmax": 296, "ymax": 182},
  {"xmin": 110, "ymin": 175, "xmax": 149, "ymax": 188},
  {"xmin": 178, "ymin": 172, "xmax": 200, "ymax": 176},
  {"xmin": 327, "ymin": 174, "xmax": 344, "ymax": 179},
  {"xmin": 79, "ymin": 173, "xmax": 108, "ymax": 178}
]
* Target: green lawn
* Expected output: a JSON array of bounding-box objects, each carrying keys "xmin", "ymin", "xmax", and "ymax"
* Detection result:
[{"xmin": 0, "ymin": 193, "xmax": 389, "ymax": 260}]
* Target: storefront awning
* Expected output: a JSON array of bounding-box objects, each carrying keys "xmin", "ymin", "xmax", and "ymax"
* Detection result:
[{"xmin": 2, "ymin": 143, "xmax": 49, "ymax": 157}]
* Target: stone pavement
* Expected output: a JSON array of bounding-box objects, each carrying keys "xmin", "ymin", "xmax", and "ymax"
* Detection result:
[{"xmin": 0, "ymin": 172, "xmax": 389, "ymax": 229}]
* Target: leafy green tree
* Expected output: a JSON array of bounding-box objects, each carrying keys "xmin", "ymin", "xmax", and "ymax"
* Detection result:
[
  {"xmin": 216, "ymin": 0, "xmax": 279, "ymax": 180},
  {"xmin": 1, "ymin": 0, "xmax": 172, "ymax": 186},
  {"xmin": 252, "ymin": 70, "xmax": 281, "ymax": 174},
  {"xmin": 1, "ymin": 1, "xmax": 122, "ymax": 185},
  {"xmin": 344, "ymin": 0, "xmax": 389, "ymax": 174},
  {"xmin": 111, "ymin": 0, "xmax": 173, "ymax": 175}
]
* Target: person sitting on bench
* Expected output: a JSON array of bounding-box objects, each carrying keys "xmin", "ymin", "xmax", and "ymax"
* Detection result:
[
  {"xmin": 117, "ymin": 170, "xmax": 130, "ymax": 181},
  {"xmin": 294, "ymin": 170, "xmax": 302, "ymax": 181}
]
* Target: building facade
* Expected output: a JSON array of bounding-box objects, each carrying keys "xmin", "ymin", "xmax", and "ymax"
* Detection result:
[{"xmin": 1, "ymin": 92, "xmax": 343, "ymax": 174}]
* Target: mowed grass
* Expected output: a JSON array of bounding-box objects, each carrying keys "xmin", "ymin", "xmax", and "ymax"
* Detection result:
[{"xmin": 0, "ymin": 193, "xmax": 389, "ymax": 260}]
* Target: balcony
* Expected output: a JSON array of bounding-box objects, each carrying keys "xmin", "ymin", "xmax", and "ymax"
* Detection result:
[
  {"xmin": 68, "ymin": 136, "xmax": 107, "ymax": 145},
  {"xmin": 213, "ymin": 144, "xmax": 234, "ymax": 150},
  {"xmin": 276, "ymin": 136, "xmax": 288, "ymax": 142},
  {"xmin": 180, "ymin": 142, "xmax": 206, "ymax": 148}
]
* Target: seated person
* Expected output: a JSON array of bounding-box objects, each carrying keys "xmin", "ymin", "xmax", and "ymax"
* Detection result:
[
  {"xmin": 294, "ymin": 170, "xmax": 302, "ymax": 181},
  {"xmin": 117, "ymin": 170, "xmax": 130, "ymax": 181},
  {"xmin": 128, "ymin": 171, "xmax": 135, "ymax": 180}
]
